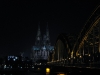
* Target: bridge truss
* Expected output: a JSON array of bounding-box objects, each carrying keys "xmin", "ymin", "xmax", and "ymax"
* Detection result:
[{"xmin": 48, "ymin": 5, "xmax": 100, "ymax": 67}]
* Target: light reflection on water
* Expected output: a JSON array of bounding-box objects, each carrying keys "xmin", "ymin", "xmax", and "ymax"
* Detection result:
[
  {"xmin": 0, "ymin": 72, "xmax": 68, "ymax": 75},
  {"xmin": 0, "ymin": 72, "xmax": 42, "ymax": 75}
]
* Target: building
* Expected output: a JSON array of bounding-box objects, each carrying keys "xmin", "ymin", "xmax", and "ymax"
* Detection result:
[
  {"xmin": 31, "ymin": 23, "xmax": 54, "ymax": 63},
  {"xmin": 3, "ymin": 55, "xmax": 33, "ymax": 69}
]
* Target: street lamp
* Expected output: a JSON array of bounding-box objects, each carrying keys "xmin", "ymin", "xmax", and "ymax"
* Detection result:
[
  {"xmin": 80, "ymin": 56, "xmax": 82, "ymax": 58},
  {"xmin": 74, "ymin": 57, "xmax": 75, "ymax": 59},
  {"xmin": 88, "ymin": 54, "xmax": 90, "ymax": 56}
]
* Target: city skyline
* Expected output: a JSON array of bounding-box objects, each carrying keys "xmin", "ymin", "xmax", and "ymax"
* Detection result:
[{"xmin": 0, "ymin": 0, "xmax": 100, "ymax": 57}]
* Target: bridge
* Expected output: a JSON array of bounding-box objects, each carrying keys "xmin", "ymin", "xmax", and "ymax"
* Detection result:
[{"xmin": 48, "ymin": 5, "xmax": 100, "ymax": 68}]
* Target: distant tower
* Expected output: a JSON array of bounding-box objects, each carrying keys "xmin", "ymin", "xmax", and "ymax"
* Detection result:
[
  {"xmin": 46, "ymin": 22, "xmax": 49, "ymax": 38},
  {"xmin": 32, "ymin": 22, "xmax": 54, "ymax": 62},
  {"xmin": 35, "ymin": 23, "xmax": 42, "ymax": 46},
  {"xmin": 42, "ymin": 22, "xmax": 51, "ymax": 47},
  {"xmin": 46, "ymin": 22, "xmax": 50, "ymax": 44},
  {"xmin": 20, "ymin": 52, "xmax": 24, "ymax": 57}
]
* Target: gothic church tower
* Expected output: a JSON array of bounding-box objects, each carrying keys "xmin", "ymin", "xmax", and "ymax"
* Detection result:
[
  {"xmin": 35, "ymin": 23, "xmax": 42, "ymax": 46},
  {"xmin": 32, "ymin": 22, "xmax": 54, "ymax": 62}
]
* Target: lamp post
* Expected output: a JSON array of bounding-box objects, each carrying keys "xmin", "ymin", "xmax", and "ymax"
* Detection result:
[{"xmin": 79, "ymin": 55, "xmax": 82, "ymax": 66}]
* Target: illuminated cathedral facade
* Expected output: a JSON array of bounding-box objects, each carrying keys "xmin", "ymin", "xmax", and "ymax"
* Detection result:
[{"xmin": 31, "ymin": 23, "xmax": 54, "ymax": 62}]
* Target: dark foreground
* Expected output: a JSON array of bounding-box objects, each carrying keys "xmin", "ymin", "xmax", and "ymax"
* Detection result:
[{"xmin": 0, "ymin": 65, "xmax": 100, "ymax": 75}]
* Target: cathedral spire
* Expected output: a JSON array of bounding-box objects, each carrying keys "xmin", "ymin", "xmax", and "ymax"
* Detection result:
[
  {"xmin": 37, "ymin": 22, "xmax": 41, "ymax": 36},
  {"xmin": 46, "ymin": 22, "xmax": 49, "ymax": 38},
  {"xmin": 35, "ymin": 22, "xmax": 41, "ymax": 45},
  {"xmin": 46, "ymin": 22, "xmax": 51, "ymax": 45}
]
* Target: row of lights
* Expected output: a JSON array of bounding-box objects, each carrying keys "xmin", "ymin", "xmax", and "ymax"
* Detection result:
[
  {"xmin": 48, "ymin": 53, "xmax": 99, "ymax": 63},
  {"xmin": 4, "ymin": 65, "xmax": 34, "ymax": 69}
]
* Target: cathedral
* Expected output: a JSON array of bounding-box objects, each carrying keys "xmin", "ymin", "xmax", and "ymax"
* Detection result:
[{"xmin": 31, "ymin": 23, "xmax": 54, "ymax": 63}]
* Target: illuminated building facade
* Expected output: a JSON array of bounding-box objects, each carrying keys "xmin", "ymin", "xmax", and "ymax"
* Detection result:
[{"xmin": 31, "ymin": 23, "xmax": 54, "ymax": 62}]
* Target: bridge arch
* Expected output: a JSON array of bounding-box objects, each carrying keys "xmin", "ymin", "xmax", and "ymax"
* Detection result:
[
  {"xmin": 53, "ymin": 34, "xmax": 72, "ymax": 64},
  {"xmin": 73, "ymin": 5, "xmax": 100, "ymax": 64},
  {"xmin": 48, "ymin": 5, "xmax": 100, "ymax": 67}
]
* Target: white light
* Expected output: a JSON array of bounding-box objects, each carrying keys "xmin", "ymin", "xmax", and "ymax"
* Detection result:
[
  {"xmin": 11, "ymin": 66, "xmax": 12, "ymax": 68},
  {"xmin": 8, "ymin": 58, "xmax": 10, "ymax": 61},
  {"xmin": 12, "ymin": 56, "xmax": 14, "ymax": 58},
  {"xmin": 15, "ymin": 57, "xmax": 18, "ymax": 59},
  {"xmin": 13, "ymin": 59, "xmax": 15, "ymax": 61},
  {"xmin": 4, "ymin": 65, "xmax": 6, "ymax": 69},
  {"xmin": 10, "ymin": 56, "xmax": 12, "ymax": 58},
  {"xmin": 32, "ymin": 66, "xmax": 34, "ymax": 68}
]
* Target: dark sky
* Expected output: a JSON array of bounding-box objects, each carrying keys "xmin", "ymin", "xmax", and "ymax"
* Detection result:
[{"xmin": 0, "ymin": 0, "xmax": 100, "ymax": 57}]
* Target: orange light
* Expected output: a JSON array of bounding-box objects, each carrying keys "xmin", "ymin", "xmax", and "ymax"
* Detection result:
[{"xmin": 57, "ymin": 73, "xmax": 66, "ymax": 75}]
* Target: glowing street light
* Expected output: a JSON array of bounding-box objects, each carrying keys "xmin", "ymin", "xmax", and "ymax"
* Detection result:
[
  {"xmin": 46, "ymin": 68, "xmax": 50, "ymax": 75},
  {"xmin": 57, "ymin": 73, "xmax": 66, "ymax": 75},
  {"xmin": 74, "ymin": 57, "xmax": 75, "ymax": 59},
  {"xmin": 80, "ymin": 56, "xmax": 82, "ymax": 58}
]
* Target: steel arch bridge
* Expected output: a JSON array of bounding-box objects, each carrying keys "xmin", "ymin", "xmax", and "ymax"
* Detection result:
[{"xmin": 48, "ymin": 5, "xmax": 100, "ymax": 67}]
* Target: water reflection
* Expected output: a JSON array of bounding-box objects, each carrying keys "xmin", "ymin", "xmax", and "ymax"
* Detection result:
[
  {"xmin": 0, "ymin": 72, "xmax": 42, "ymax": 75},
  {"xmin": 0, "ymin": 73, "xmax": 67, "ymax": 75}
]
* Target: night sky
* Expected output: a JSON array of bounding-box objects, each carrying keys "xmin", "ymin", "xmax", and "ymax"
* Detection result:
[{"xmin": 0, "ymin": 0, "xmax": 100, "ymax": 57}]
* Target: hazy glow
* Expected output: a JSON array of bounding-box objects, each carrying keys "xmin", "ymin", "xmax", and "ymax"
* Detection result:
[
  {"xmin": 46, "ymin": 68, "xmax": 50, "ymax": 73},
  {"xmin": 57, "ymin": 73, "xmax": 66, "ymax": 75}
]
